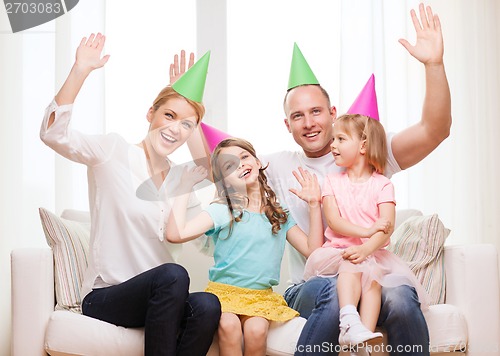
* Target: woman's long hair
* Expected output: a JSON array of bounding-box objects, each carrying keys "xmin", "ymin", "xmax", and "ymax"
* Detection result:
[{"xmin": 210, "ymin": 138, "xmax": 288, "ymax": 238}]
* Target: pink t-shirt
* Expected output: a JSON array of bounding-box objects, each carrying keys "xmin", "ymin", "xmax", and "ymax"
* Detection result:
[{"xmin": 322, "ymin": 171, "xmax": 395, "ymax": 248}]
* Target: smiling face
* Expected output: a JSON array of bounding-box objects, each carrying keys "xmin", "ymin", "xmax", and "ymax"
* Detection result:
[
  {"xmin": 146, "ymin": 97, "xmax": 198, "ymax": 157},
  {"xmin": 283, "ymin": 85, "xmax": 337, "ymax": 158},
  {"xmin": 216, "ymin": 145, "xmax": 262, "ymax": 191}
]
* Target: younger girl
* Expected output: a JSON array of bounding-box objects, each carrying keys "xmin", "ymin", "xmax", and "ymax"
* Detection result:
[
  {"xmin": 166, "ymin": 137, "xmax": 323, "ymax": 356},
  {"xmin": 303, "ymin": 114, "xmax": 428, "ymax": 347}
]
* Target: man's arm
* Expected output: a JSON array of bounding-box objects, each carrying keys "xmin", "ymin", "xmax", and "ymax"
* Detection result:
[{"xmin": 392, "ymin": 3, "xmax": 452, "ymax": 170}]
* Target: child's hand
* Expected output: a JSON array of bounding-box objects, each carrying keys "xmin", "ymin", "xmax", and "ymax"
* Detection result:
[
  {"xmin": 367, "ymin": 218, "xmax": 391, "ymax": 237},
  {"xmin": 342, "ymin": 245, "xmax": 369, "ymax": 264},
  {"xmin": 180, "ymin": 165, "xmax": 208, "ymax": 191},
  {"xmin": 289, "ymin": 167, "xmax": 321, "ymax": 208},
  {"xmin": 75, "ymin": 33, "xmax": 110, "ymax": 74},
  {"xmin": 169, "ymin": 50, "xmax": 195, "ymax": 85}
]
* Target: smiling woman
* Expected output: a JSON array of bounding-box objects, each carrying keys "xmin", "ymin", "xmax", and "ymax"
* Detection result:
[{"xmin": 39, "ymin": 32, "xmax": 221, "ymax": 355}]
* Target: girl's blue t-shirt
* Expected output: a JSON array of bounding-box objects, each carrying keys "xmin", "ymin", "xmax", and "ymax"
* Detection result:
[{"xmin": 204, "ymin": 203, "xmax": 296, "ymax": 290}]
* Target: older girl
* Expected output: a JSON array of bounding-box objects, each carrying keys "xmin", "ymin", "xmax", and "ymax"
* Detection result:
[{"xmin": 166, "ymin": 137, "xmax": 323, "ymax": 356}]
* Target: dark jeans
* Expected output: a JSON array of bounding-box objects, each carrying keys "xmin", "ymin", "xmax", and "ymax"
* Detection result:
[
  {"xmin": 284, "ymin": 276, "xmax": 429, "ymax": 356},
  {"xmin": 82, "ymin": 263, "xmax": 221, "ymax": 356}
]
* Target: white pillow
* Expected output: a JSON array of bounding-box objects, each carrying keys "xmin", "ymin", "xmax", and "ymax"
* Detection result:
[{"xmin": 39, "ymin": 207, "xmax": 90, "ymax": 313}]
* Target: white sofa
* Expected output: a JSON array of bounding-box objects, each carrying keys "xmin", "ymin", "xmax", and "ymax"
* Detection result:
[{"xmin": 10, "ymin": 210, "xmax": 500, "ymax": 356}]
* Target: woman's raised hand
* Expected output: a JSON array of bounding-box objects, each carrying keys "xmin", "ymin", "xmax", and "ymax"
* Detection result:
[{"xmin": 75, "ymin": 33, "xmax": 110, "ymax": 73}]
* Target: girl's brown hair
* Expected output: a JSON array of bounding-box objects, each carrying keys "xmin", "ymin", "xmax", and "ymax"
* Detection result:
[
  {"xmin": 151, "ymin": 86, "xmax": 205, "ymax": 124},
  {"xmin": 211, "ymin": 138, "xmax": 288, "ymax": 237},
  {"xmin": 335, "ymin": 114, "xmax": 388, "ymax": 174}
]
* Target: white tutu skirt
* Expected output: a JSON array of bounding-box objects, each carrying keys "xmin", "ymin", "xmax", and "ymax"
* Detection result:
[{"xmin": 304, "ymin": 247, "xmax": 429, "ymax": 310}]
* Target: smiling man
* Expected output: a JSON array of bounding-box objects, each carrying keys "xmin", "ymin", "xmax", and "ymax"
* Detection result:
[{"xmin": 261, "ymin": 4, "xmax": 451, "ymax": 356}]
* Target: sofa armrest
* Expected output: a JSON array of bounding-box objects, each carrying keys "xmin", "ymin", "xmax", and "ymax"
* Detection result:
[
  {"xmin": 444, "ymin": 244, "xmax": 500, "ymax": 355},
  {"xmin": 11, "ymin": 248, "xmax": 54, "ymax": 356}
]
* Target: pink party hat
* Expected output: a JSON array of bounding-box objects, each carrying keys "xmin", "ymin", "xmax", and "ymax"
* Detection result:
[
  {"xmin": 200, "ymin": 122, "xmax": 232, "ymax": 152},
  {"xmin": 347, "ymin": 74, "xmax": 379, "ymax": 121}
]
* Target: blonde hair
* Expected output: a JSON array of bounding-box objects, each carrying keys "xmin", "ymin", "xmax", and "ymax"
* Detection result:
[
  {"xmin": 151, "ymin": 86, "xmax": 205, "ymax": 124},
  {"xmin": 335, "ymin": 114, "xmax": 387, "ymax": 174},
  {"xmin": 211, "ymin": 138, "xmax": 288, "ymax": 237}
]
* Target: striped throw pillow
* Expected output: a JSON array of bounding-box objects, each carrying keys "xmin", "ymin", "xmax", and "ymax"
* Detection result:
[
  {"xmin": 387, "ymin": 214, "xmax": 450, "ymax": 305},
  {"xmin": 39, "ymin": 207, "xmax": 90, "ymax": 313}
]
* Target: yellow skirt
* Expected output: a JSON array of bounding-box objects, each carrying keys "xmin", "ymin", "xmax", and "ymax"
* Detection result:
[{"xmin": 205, "ymin": 281, "xmax": 299, "ymax": 322}]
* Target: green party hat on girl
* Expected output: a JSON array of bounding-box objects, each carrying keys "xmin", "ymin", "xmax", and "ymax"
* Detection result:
[
  {"xmin": 287, "ymin": 43, "xmax": 319, "ymax": 90},
  {"xmin": 172, "ymin": 51, "xmax": 211, "ymax": 103}
]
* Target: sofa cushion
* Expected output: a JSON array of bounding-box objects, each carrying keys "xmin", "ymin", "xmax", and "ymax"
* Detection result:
[
  {"xmin": 267, "ymin": 317, "xmax": 307, "ymax": 355},
  {"xmin": 45, "ymin": 310, "xmax": 144, "ymax": 355},
  {"xmin": 44, "ymin": 307, "xmax": 467, "ymax": 356},
  {"xmin": 39, "ymin": 208, "xmax": 90, "ymax": 313},
  {"xmin": 424, "ymin": 304, "xmax": 468, "ymax": 352},
  {"xmin": 388, "ymin": 214, "xmax": 450, "ymax": 305},
  {"xmin": 395, "ymin": 209, "xmax": 423, "ymax": 229}
]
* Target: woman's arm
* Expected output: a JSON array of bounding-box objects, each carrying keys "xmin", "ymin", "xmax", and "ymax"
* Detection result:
[
  {"xmin": 165, "ymin": 166, "xmax": 215, "ymax": 243},
  {"xmin": 40, "ymin": 33, "xmax": 112, "ymax": 166},
  {"xmin": 287, "ymin": 168, "xmax": 323, "ymax": 257},
  {"xmin": 48, "ymin": 33, "xmax": 110, "ymax": 128},
  {"xmin": 323, "ymin": 195, "xmax": 390, "ymax": 239}
]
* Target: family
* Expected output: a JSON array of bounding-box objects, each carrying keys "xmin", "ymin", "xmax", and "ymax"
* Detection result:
[{"xmin": 40, "ymin": 3, "xmax": 451, "ymax": 356}]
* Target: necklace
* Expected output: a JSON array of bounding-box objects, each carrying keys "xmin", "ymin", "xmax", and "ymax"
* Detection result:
[{"xmin": 142, "ymin": 140, "xmax": 167, "ymax": 182}]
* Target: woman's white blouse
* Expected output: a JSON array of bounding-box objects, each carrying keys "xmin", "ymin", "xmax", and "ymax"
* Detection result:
[{"xmin": 40, "ymin": 99, "xmax": 201, "ymax": 298}]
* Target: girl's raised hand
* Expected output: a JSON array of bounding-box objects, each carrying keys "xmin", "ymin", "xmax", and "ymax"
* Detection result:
[
  {"xmin": 169, "ymin": 50, "xmax": 195, "ymax": 85},
  {"xmin": 289, "ymin": 167, "xmax": 321, "ymax": 207},
  {"xmin": 75, "ymin": 33, "xmax": 110, "ymax": 73},
  {"xmin": 180, "ymin": 165, "xmax": 208, "ymax": 191}
]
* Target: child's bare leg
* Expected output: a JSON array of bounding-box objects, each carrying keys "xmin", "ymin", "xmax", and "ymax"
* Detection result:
[
  {"xmin": 241, "ymin": 315, "xmax": 269, "ymax": 356},
  {"xmin": 218, "ymin": 312, "xmax": 243, "ymax": 356},
  {"xmin": 337, "ymin": 272, "xmax": 382, "ymax": 346},
  {"xmin": 359, "ymin": 281, "xmax": 382, "ymax": 332},
  {"xmin": 338, "ymin": 272, "xmax": 362, "ymax": 307}
]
